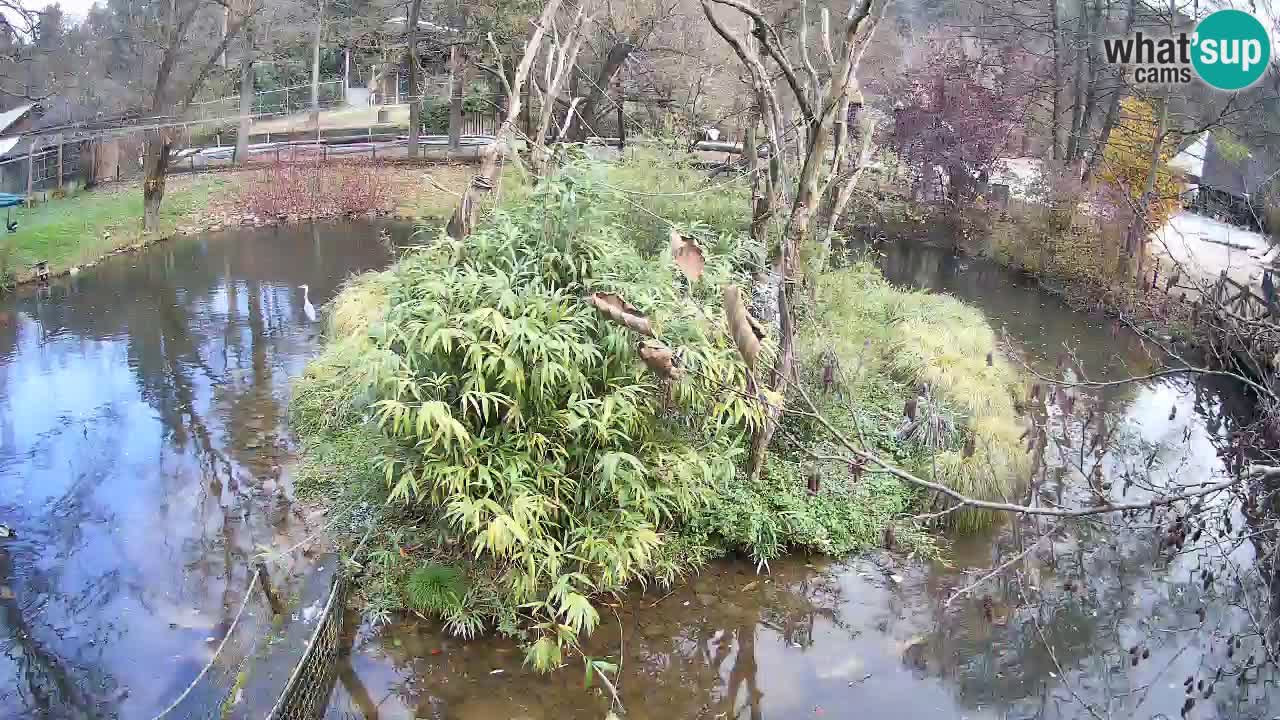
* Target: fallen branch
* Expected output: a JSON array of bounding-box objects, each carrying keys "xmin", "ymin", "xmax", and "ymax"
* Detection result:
[
  {"xmin": 944, "ymin": 526, "xmax": 1057, "ymax": 608},
  {"xmin": 791, "ymin": 380, "xmax": 1259, "ymax": 518}
]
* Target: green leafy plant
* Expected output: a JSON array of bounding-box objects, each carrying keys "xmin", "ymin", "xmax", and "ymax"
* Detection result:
[
  {"xmin": 296, "ymin": 156, "xmax": 764, "ymax": 667},
  {"xmin": 406, "ymin": 564, "xmax": 466, "ymax": 612},
  {"xmin": 420, "ymin": 95, "xmax": 495, "ymax": 134}
]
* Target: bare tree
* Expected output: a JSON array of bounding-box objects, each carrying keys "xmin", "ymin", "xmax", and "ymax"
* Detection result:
[
  {"xmin": 139, "ymin": 0, "xmax": 260, "ymax": 231},
  {"xmin": 702, "ymin": 0, "xmax": 885, "ymax": 478},
  {"xmin": 406, "ymin": 0, "xmax": 425, "ymax": 157},
  {"xmin": 447, "ymin": 0, "xmax": 564, "ymax": 238},
  {"xmin": 235, "ymin": 17, "xmax": 255, "ymax": 165},
  {"xmin": 531, "ymin": 5, "xmax": 591, "ymax": 175}
]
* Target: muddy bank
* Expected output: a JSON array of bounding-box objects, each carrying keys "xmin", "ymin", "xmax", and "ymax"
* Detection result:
[{"xmin": 7, "ymin": 163, "xmax": 469, "ymax": 289}]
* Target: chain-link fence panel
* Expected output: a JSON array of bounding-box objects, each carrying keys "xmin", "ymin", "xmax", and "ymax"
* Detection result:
[{"xmin": 266, "ymin": 571, "xmax": 349, "ymax": 720}]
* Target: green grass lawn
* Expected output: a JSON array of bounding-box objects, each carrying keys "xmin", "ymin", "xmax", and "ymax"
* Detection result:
[{"xmin": 0, "ymin": 174, "xmax": 231, "ymax": 283}]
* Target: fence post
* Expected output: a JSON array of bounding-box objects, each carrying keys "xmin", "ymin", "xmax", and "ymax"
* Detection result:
[
  {"xmin": 25, "ymin": 140, "xmax": 34, "ymax": 205},
  {"xmin": 56, "ymin": 140, "xmax": 63, "ymax": 192},
  {"xmin": 616, "ymin": 76, "xmax": 626, "ymax": 152},
  {"xmin": 256, "ymin": 561, "xmax": 283, "ymax": 615}
]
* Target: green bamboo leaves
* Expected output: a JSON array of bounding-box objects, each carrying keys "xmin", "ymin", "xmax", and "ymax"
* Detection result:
[{"xmin": 325, "ymin": 164, "xmax": 765, "ymax": 671}]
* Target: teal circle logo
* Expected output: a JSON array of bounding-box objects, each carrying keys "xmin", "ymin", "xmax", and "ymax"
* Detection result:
[{"xmin": 1192, "ymin": 9, "xmax": 1271, "ymax": 90}]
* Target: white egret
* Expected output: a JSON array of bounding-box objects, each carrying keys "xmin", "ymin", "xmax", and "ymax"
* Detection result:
[{"xmin": 299, "ymin": 284, "xmax": 317, "ymax": 322}]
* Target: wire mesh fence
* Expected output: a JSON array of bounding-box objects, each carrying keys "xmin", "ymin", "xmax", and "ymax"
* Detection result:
[
  {"xmin": 190, "ymin": 80, "xmax": 349, "ymax": 122},
  {"xmin": 266, "ymin": 571, "xmax": 350, "ymax": 720}
]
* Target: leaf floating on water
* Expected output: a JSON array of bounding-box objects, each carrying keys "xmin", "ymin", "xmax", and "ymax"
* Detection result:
[
  {"xmin": 742, "ymin": 580, "xmax": 760, "ymax": 592},
  {"xmin": 669, "ymin": 229, "xmax": 706, "ymax": 283},
  {"xmin": 588, "ymin": 292, "xmax": 654, "ymax": 337}
]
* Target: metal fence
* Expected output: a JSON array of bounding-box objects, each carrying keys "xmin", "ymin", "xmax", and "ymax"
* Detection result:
[
  {"xmin": 266, "ymin": 570, "xmax": 350, "ymax": 720},
  {"xmin": 190, "ymin": 80, "xmax": 348, "ymax": 122}
]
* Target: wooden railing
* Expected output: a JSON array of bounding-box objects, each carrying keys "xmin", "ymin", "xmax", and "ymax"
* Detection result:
[{"xmin": 1208, "ymin": 270, "xmax": 1274, "ymax": 321}]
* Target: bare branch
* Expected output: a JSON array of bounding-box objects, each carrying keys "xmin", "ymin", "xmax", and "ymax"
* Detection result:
[{"xmin": 707, "ymin": 0, "xmax": 814, "ymax": 121}]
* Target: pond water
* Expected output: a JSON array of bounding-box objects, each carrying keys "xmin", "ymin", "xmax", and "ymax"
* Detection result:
[
  {"xmin": 321, "ymin": 241, "xmax": 1275, "ymax": 720},
  {"xmin": 0, "ymin": 221, "xmax": 412, "ymax": 719},
  {"xmin": 0, "ymin": 223, "xmax": 1272, "ymax": 720}
]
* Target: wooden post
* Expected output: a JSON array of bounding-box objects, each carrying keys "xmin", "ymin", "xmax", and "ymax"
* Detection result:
[
  {"xmin": 255, "ymin": 561, "xmax": 283, "ymax": 615},
  {"xmin": 25, "ymin": 139, "xmax": 34, "ymax": 205},
  {"xmin": 56, "ymin": 140, "xmax": 63, "ymax": 192},
  {"xmin": 615, "ymin": 76, "xmax": 625, "ymax": 151}
]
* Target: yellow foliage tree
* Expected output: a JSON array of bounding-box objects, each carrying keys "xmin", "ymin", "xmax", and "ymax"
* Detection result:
[{"xmin": 1098, "ymin": 97, "xmax": 1185, "ymax": 230}]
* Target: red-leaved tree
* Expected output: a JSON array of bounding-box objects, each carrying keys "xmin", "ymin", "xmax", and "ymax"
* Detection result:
[{"xmin": 893, "ymin": 45, "xmax": 1033, "ymax": 206}]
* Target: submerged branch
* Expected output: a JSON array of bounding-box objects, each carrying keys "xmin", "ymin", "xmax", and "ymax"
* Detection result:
[{"xmin": 791, "ymin": 381, "xmax": 1263, "ymax": 519}]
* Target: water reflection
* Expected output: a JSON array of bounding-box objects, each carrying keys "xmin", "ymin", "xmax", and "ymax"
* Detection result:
[
  {"xmin": 0, "ymin": 221, "xmax": 408, "ymax": 718},
  {"xmin": 326, "ymin": 239, "xmax": 1275, "ymax": 719}
]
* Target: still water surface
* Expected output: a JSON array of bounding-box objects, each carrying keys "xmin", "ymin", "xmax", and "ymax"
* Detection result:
[
  {"xmin": 324, "ymin": 242, "xmax": 1272, "ymax": 720},
  {"xmin": 0, "ymin": 225, "xmax": 1272, "ymax": 719},
  {"xmin": 0, "ymin": 222, "xmax": 408, "ymax": 719}
]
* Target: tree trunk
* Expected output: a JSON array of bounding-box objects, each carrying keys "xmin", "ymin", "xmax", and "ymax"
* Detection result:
[
  {"xmin": 1064, "ymin": 0, "xmax": 1086, "ymax": 164},
  {"xmin": 311, "ymin": 0, "xmax": 323, "ymax": 135},
  {"xmin": 1049, "ymin": 0, "xmax": 1062, "ymax": 162},
  {"xmin": 745, "ymin": 105, "xmax": 765, "ymax": 245},
  {"xmin": 1081, "ymin": 0, "xmax": 1136, "ymax": 187},
  {"xmin": 531, "ymin": 7, "xmax": 589, "ymax": 177},
  {"xmin": 236, "ymin": 24, "xmax": 254, "ymax": 166},
  {"xmin": 1129, "ymin": 94, "xmax": 1168, "ymax": 281},
  {"xmin": 448, "ymin": 9, "xmax": 468, "ymax": 151},
  {"xmin": 572, "ymin": 42, "xmax": 632, "ymax": 142},
  {"xmin": 406, "ymin": 0, "xmax": 423, "ymax": 158},
  {"xmin": 1072, "ymin": 0, "xmax": 1103, "ymax": 170},
  {"xmin": 448, "ymin": 0, "xmax": 564, "ymax": 239},
  {"xmin": 615, "ymin": 76, "xmax": 626, "ymax": 150},
  {"xmin": 448, "ymin": 44, "xmax": 464, "ymax": 150},
  {"xmin": 142, "ymin": 129, "xmax": 171, "ymax": 232}
]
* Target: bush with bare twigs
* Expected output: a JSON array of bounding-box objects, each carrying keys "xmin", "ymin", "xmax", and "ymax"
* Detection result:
[{"xmin": 240, "ymin": 159, "xmax": 395, "ymax": 219}]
